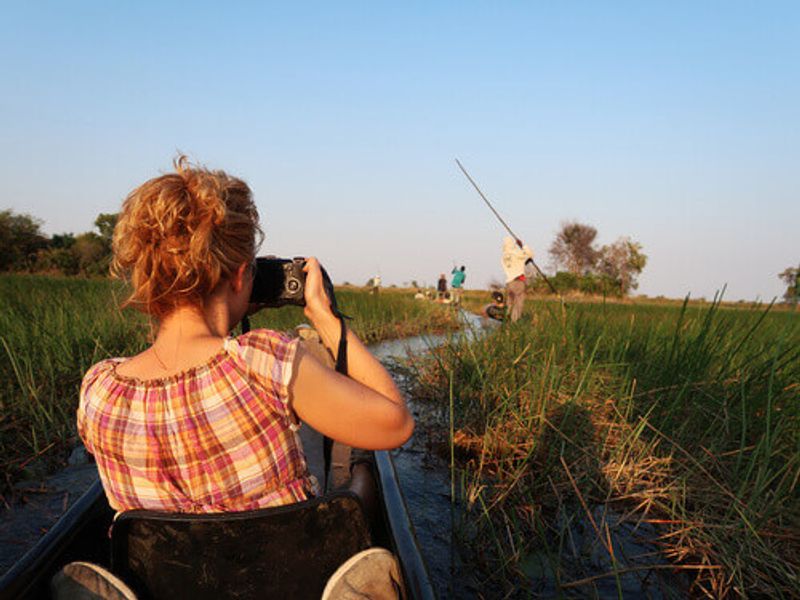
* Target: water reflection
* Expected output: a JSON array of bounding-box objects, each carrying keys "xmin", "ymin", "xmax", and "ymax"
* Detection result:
[{"xmin": 369, "ymin": 310, "xmax": 491, "ymax": 362}]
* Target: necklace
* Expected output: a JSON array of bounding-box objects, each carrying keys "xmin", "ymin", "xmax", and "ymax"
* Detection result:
[{"xmin": 151, "ymin": 345, "xmax": 172, "ymax": 371}]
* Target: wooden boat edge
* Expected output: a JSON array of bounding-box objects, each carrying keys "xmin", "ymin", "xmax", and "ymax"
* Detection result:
[{"xmin": 1, "ymin": 451, "xmax": 435, "ymax": 600}]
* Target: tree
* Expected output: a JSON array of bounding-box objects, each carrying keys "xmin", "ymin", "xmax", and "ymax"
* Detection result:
[
  {"xmin": 73, "ymin": 232, "xmax": 109, "ymax": 276},
  {"xmin": 0, "ymin": 210, "xmax": 117, "ymax": 276},
  {"xmin": 50, "ymin": 233, "xmax": 76, "ymax": 249},
  {"xmin": 779, "ymin": 264, "xmax": 799, "ymax": 306},
  {"xmin": 549, "ymin": 221, "xmax": 600, "ymax": 275},
  {"xmin": 0, "ymin": 209, "xmax": 48, "ymax": 271},
  {"xmin": 598, "ymin": 237, "xmax": 647, "ymax": 295},
  {"xmin": 56, "ymin": 214, "xmax": 117, "ymax": 276},
  {"xmin": 94, "ymin": 213, "xmax": 117, "ymax": 246},
  {"xmin": 35, "ymin": 246, "xmax": 80, "ymax": 275},
  {"xmin": 89, "ymin": 213, "xmax": 118, "ymax": 275}
]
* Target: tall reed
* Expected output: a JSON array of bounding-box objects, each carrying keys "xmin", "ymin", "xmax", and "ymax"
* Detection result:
[{"xmin": 406, "ymin": 297, "xmax": 799, "ymax": 597}]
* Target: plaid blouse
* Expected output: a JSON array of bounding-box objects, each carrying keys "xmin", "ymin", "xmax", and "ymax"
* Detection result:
[{"xmin": 77, "ymin": 329, "xmax": 314, "ymax": 513}]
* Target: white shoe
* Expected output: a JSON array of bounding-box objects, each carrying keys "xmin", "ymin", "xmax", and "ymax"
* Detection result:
[
  {"xmin": 321, "ymin": 547, "xmax": 405, "ymax": 600},
  {"xmin": 51, "ymin": 561, "xmax": 138, "ymax": 600}
]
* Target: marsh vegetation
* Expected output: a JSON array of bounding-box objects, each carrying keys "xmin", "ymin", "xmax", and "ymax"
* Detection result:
[
  {"xmin": 404, "ymin": 297, "xmax": 799, "ymax": 597},
  {"xmin": 3, "ymin": 273, "xmax": 798, "ymax": 597}
]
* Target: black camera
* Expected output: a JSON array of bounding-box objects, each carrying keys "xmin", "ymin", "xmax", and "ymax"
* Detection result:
[
  {"xmin": 244, "ymin": 256, "xmax": 343, "ymax": 338},
  {"xmin": 250, "ymin": 256, "xmax": 339, "ymax": 312},
  {"xmin": 250, "ymin": 257, "xmax": 307, "ymax": 307}
]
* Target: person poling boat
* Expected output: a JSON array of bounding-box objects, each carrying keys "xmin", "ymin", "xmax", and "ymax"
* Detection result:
[
  {"xmin": 501, "ymin": 236, "xmax": 535, "ymax": 322},
  {"xmin": 60, "ymin": 156, "xmax": 414, "ymax": 598},
  {"xmin": 454, "ymin": 159, "xmax": 565, "ymax": 313}
]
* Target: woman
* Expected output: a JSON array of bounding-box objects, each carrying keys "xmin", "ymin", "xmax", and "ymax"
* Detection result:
[{"xmin": 77, "ymin": 157, "xmax": 413, "ymax": 514}]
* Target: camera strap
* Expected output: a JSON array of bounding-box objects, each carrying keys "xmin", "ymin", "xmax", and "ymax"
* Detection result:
[{"xmin": 334, "ymin": 316, "xmax": 348, "ymax": 374}]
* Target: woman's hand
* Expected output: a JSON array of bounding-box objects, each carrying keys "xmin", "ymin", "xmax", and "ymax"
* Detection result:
[{"xmin": 302, "ymin": 257, "xmax": 335, "ymax": 326}]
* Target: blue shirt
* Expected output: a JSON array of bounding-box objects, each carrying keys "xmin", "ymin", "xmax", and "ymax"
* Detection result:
[{"xmin": 451, "ymin": 268, "xmax": 465, "ymax": 288}]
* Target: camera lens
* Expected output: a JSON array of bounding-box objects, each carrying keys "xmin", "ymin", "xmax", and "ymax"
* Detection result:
[{"xmin": 286, "ymin": 278, "xmax": 300, "ymax": 293}]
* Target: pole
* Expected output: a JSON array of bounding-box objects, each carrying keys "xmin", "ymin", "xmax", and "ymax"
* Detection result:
[
  {"xmin": 454, "ymin": 158, "xmax": 562, "ymax": 298},
  {"xmin": 455, "ymin": 159, "xmax": 522, "ymax": 244}
]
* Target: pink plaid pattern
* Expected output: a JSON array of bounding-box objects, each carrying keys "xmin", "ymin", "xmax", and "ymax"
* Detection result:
[{"xmin": 78, "ymin": 329, "xmax": 311, "ymax": 513}]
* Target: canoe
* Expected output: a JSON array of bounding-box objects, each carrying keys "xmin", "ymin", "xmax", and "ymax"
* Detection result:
[{"xmin": 0, "ymin": 450, "xmax": 434, "ymax": 599}]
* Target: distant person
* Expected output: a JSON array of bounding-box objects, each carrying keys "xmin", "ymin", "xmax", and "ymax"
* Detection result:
[
  {"xmin": 450, "ymin": 266, "xmax": 466, "ymax": 306},
  {"xmin": 437, "ymin": 273, "xmax": 447, "ymax": 301},
  {"xmin": 501, "ymin": 236, "xmax": 534, "ymax": 322},
  {"xmin": 371, "ymin": 274, "xmax": 381, "ymax": 295}
]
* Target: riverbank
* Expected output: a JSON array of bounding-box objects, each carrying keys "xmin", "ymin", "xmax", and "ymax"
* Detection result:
[{"xmin": 403, "ymin": 298, "xmax": 800, "ymax": 597}]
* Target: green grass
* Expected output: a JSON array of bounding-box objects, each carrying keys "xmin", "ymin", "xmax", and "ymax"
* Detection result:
[
  {"xmin": 405, "ymin": 296, "xmax": 799, "ymax": 597},
  {"xmin": 0, "ymin": 275, "xmax": 456, "ymax": 492}
]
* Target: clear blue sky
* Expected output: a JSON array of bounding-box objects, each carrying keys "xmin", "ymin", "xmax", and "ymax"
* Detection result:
[{"xmin": 2, "ymin": 2, "xmax": 797, "ymax": 301}]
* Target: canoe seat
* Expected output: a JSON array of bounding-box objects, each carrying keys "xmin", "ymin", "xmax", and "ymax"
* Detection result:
[{"xmin": 110, "ymin": 490, "xmax": 371, "ymax": 600}]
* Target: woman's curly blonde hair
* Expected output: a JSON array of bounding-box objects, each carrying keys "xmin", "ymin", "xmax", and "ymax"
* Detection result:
[{"xmin": 111, "ymin": 156, "xmax": 263, "ymax": 318}]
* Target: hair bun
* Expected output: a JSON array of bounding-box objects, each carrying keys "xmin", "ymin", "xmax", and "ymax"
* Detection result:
[{"xmin": 111, "ymin": 156, "xmax": 262, "ymax": 318}]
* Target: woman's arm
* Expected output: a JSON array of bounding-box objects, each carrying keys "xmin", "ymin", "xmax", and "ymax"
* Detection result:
[{"xmin": 287, "ymin": 258, "xmax": 413, "ymax": 450}]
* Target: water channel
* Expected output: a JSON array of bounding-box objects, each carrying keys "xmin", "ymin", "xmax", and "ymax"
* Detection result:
[{"xmin": 369, "ymin": 310, "xmax": 492, "ymax": 598}]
